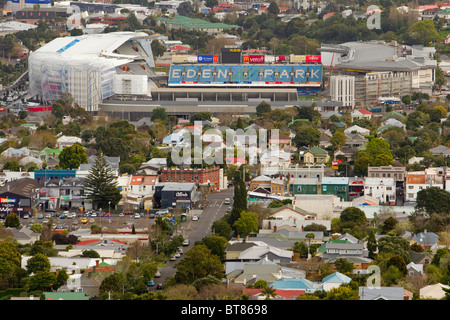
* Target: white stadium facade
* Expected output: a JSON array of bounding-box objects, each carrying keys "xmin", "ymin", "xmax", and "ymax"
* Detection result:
[{"xmin": 28, "ymin": 32, "xmax": 155, "ymax": 112}]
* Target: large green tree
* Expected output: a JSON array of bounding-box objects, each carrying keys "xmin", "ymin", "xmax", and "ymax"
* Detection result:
[
  {"xmin": 58, "ymin": 143, "xmax": 88, "ymax": 169},
  {"xmin": 174, "ymin": 244, "xmax": 224, "ymax": 284},
  {"xmin": 293, "ymin": 126, "xmax": 321, "ymax": 148},
  {"xmin": 416, "ymin": 187, "xmax": 450, "ymax": 215},
  {"xmin": 233, "ymin": 211, "xmax": 258, "ymax": 238},
  {"xmin": 83, "ymin": 151, "xmax": 122, "ymax": 210}
]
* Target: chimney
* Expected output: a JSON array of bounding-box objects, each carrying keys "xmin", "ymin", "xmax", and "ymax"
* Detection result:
[{"xmin": 274, "ymin": 225, "xmax": 277, "ymax": 232}]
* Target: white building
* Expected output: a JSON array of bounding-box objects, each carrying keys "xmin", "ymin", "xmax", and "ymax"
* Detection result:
[
  {"xmin": 363, "ymin": 177, "xmax": 396, "ymax": 205},
  {"xmin": 405, "ymin": 168, "xmax": 445, "ymax": 201},
  {"xmin": 28, "ymin": 32, "xmax": 155, "ymax": 111},
  {"xmin": 330, "ymin": 75, "xmax": 355, "ymax": 109}
]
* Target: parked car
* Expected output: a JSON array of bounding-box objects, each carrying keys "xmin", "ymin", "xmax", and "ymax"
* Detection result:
[
  {"xmin": 192, "ymin": 215, "xmax": 198, "ymax": 221},
  {"xmin": 154, "ymin": 271, "xmax": 161, "ymax": 278},
  {"xmin": 183, "ymin": 239, "xmax": 190, "ymax": 246},
  {"xmin": 156, "ymin": 283, "xmax": 163, "ymax": 290},
  {"xmin": 134, "ymin": 213, "xmax": 140, "ymax": 219},
  {"xmin": 81, "ymin": 218, "xmax": 88, "ymax": 224},
  {"xmin": 90, "ymin": 212, "xmax": 97, "ymax": 217},
  {"xmin": 38, "ymin": 214, "xmax": 44, "ymax": 219},
  {"xmin": 149, "ymin": 213, "xmax": 155, "ymax": 219},
  {"xmin": 175, "ymin": 252, "xmax": 181, "ymax": 258},
  {"xmin": 59, "ymin": 214, "xmax": 66, "ymax": 219},
  {"xmin": 148, "ymin": 280, "xmax": 155, "ymax": 287},
  {"xmin": 224, "ymin": 198, "xmax": 231, "ymax": 205}
]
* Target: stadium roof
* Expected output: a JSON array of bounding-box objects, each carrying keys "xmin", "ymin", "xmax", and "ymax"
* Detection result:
[
  {"xmin": 319, "ymin": 41, "xmax": 437, "ymax": 72},
  {"xmin": 32, "ymin": 31, "xmax": 150, "ymax": 67}
]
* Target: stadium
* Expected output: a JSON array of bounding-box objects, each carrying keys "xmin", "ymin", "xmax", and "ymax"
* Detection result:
[{"xmin": 28, "ymin": 32, "xmax": 156, "ymax": 112}]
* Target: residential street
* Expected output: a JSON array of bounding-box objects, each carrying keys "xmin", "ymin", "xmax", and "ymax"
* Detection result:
[{"xmin": 151, "ymin": 187, "xmax": 234, "ymax": 289}]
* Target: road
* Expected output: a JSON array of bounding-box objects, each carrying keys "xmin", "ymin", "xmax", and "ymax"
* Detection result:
[{"xmin": 152, "ymin": 188, "xmax": 234, "ymax": 289}]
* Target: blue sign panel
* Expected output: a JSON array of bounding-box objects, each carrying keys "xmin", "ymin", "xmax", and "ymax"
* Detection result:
[
  {"xmin": 169, "ymin": 65, "xmax": 184, "ymax": 84},
  {"xmin": 293, "ymin": 65, "xmax": 308, "ymax": 83},
  {"xmin": 230, "ymin": 65, "xmax": 245, "ymax": 83},
  {"xmin": 277, "ymin": 65, "xmax": 292, "ymax": 82},
  {"xmin": 215, "ymin": 65, "xmax": 230, "ymax": 83},
  {"xmin": 199, "ymin": 65, "xmax": 215, "ymax": 83},
  {"xmin": 184, "ymin": 65, "xmax": 199, "ymax": 83},
  {"xmin": 262, "ymin": 66, "xmax": 276, "ymax": 82},
  {"xmin": 197, "ymin": 55, "xmax": 214, "ymax": 63},
  {"xmin": 308, "ymin": 65, "xmax": 322, "ymax": 82},
  {"xmin": 247, "ymin": 66, "xmax": 261, "ymax": 82}
]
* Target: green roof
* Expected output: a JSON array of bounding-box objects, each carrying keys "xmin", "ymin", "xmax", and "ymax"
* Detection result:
[
  {"xmin": 44, "ymin": 292, "xmax": 90, "ymax": 300},
  {"xmin": 308, "ymin": 146, "xmax": 328, "ymax": 156},
  {"xmin": 41, "ymin": 147, "xmax": 63, "ymax": 155},
  {"xmin": 156, "ymin": 15, "xmax": 238, "ymax": 30}
]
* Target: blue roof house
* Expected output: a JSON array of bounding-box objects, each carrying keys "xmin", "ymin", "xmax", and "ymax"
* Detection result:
[{"xmin": 322, "ymin": 272, "xmax": 352, "ymax": 291}]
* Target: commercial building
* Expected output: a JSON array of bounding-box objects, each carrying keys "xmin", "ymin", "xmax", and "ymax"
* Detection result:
[
  {"xmin": 160, "ymin": 166, "xmax": 222, "ymax": 192},
  {"xmin": 153, "ymin": 182, "xmax": 198, "ymax": 209},
  {"xmin": 320, "ymin": 41, "xmax": 437, "ymax": 107},
  {"xmin": 405, "ymin": 168, "xmax": 445, "ymax": 201},
  {"xmin": 0, "ymin": 178, "xmax": 42, "ymax": 218}
]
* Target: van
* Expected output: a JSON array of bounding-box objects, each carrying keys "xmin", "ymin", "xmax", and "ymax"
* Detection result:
[{"xmin": 224, "ymin": 198, "xmax": 231, "ymax": 205}]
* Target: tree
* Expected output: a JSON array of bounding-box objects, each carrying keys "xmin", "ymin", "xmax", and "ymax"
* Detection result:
[
  {"xmin": 406, "ymin": 20, "xmax": 438, "ymax": 47},
  {"xmin": 27, "ymin": 271, "xmax": 57, "ymax": 292},
  {"xmin": 0, "ymin": 241, "xmax": 21, "ymax": 276},
  {"xmin": 151, "ymin": 107, "xmax": 169, "ymax": 124},
  {"xmin": 293, "ymin": 126, "xmax": 321, "ymax": 148},
  {"xmin": 267, "ymin": 1, "xmax": 280, "ymax": 15},
  {"xmin": 256, "ymin": 101, "xmax": 272, "ymax": 117},
  {"xmin": 434, "ymin": 66, "xmax": 447, "ymax": 92},
  {"xmin": 339, "ymin": 207, "xmax": 367, "ymax": 229},
  {"xmin": 4, "ymin": 212, "xmax": 20, "ymax": 229},
  {"xmin": 83, "ymin": 151, "xmax": 122, "ymax": 210},
  {"xmin": 26, "ymin": 253, "xmax": 51, "ymax": 274},
  {"xmin": 174, "ymin": 244, "xmax": 224, "ymax": 284},
  {"xmin": 381, "ymin": 216, "xmax": 398, "ymax": 234},
  {"xmin": 367, "ymin": 230, "xmax": 377, "ymax": 259},
  {"xmin": 377, "ymin": 236, "xmax": 410, "ymax": 263},
  {"xmin": 151, "ymin": 39, "xmax": 166, "ymax": 58},
  {"xmin": 58, "ymin": 143, "xmax": 88, "ymax": 169},
  {"xmin": 233, "ymin": 211, "xmax": 258, "ymax": 238},
  {"xmin": 416, "ymin": 187, "xmax": 450, "ymax": 215},
  {"xmin": 212, "ymin": 219, "xmax": 232, "ymax": 239},
  {"xmin": 330, "ymin": 131, "xmax": 346, "ymax": 149},
  {"xmin": 177, "ymin": 1, "xmax": 195, "ymax": 17}
]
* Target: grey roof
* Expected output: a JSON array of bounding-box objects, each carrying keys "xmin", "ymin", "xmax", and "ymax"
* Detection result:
[
  {"xmin": 320, "ymin": 41, "xmax": 436, "ymax": 72},
  {"xmin": 359, "ymin": 287, "xmax": 405, "ymax": 300},
  {"xmin": 326, "ymin": 242, "xmax": 364, "ymax": 250},
  {"xmin": 159, "ymin": 182, "xmax": 196, "ymax": 191}
]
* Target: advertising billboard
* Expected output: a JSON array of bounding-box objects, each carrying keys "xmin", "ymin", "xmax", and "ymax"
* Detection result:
[
  {"xmin": 197, "ymin": 55, "xmax": 219, "ymax": 63},
  {"xmin": 306, "ymin": 55, "xmax": 321, "ymax": 63},
  {"xmin": 168, "ymin": 64, "xmax": 323, "ymax": 87},
  {"xmin": 243, "ymin": 55, "xmax": 265, "ymax": 63},
  {"xmin": 290, "ymin": 55, "xmax": 306, "ymax": 63}
]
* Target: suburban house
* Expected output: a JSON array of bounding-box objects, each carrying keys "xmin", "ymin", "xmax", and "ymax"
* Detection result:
[
  {"xmin": 321, "ymin": 242, "xmax": 368, "ymax": 261},
  {"xmin": 226, "ymin": 259, "xmax": 282, "ymax": 286},
  {"xmin": 227, "ymin": 241, "xmax": 293, "ymax": 264},
  {"xmin": 363, "ymin": 177, "xmax": 396, "ymax": 205},
  {"xmin": 344, "ymin": 133, "xmax": 367, "ymax": 149},
  {"xmin": 56, "ymin": 135, "xmax": 82, "ymax": 148},
  {"xmin": 420, "ymin": 283, "xmax": 450, "ymax": 300},
  {"xmin": 289, "ymin": 178, "xmax": 320, "ymax": 195},
  {"xmin": 321, "ymin": 177, "xmax": 349, "ymax": 201},
  {"xmin": 359, "ymin": 287, "xmax": 412, "ymax": 300},
  {"xmin": 300, "ymin": 146, "xmax": 330, "ymax": 164},
  {"xmin": 344, "ymin": 125, "xmax": 370, "ymax": 136},
  {"xmin": 351, "ymin": 109, "xmax": 372, "ymax": 120}
]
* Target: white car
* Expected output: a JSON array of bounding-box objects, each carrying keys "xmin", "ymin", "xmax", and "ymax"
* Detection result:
[
  {"xmin": 134, "ymin": 213, "xmax": 140, "ymax": 219},
  {"xmin": 192, "ymin": 215, "xmax": 199, "ymax": 221}
]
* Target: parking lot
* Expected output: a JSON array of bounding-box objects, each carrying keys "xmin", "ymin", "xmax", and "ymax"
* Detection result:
[{"xmin": 21, "ymin": 211, "xmax": 158, "ymax": 232}]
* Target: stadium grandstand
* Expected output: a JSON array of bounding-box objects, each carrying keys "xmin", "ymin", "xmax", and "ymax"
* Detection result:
[{"xmin": 28, "ymin": 32, "xmax": 156, "ymax": 112}]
